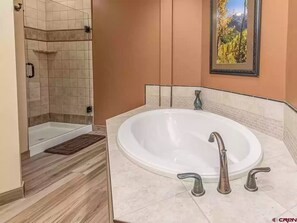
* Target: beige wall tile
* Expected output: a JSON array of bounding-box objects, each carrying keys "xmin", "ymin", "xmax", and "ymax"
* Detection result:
[
  {"xmin": 24, "ymin": 0, "xmax": 93, "ymax": 118},
  {"xmin": 26, "ymin": 0, "xmax": 38, "ymax": 9}
]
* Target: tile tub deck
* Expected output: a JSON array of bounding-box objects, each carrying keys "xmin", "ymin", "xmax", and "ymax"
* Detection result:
[{"xmin": 107, "ymin": 106, "xmax": 297, "ymax": 223}]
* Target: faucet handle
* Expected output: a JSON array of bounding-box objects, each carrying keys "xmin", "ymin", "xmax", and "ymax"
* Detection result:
[
  {"xmin": 244, "ymin": 167, "xmax": 271, "ymax": 192},
  {"xmin": 177, "ymin": 173, "xmax": 205, "ymax": 197}
]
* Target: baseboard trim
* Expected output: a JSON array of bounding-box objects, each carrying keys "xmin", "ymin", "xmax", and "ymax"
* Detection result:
[
  {"xmin": 0, "ymin": 181, "xmax": 25, "ymax": 206},
  {"xmin": 21, "ymin": 151, "xmax": 30, "ymax": 161},
  {"xmin": 93, "ymin": 125, "xmax": 106, "ymax": 131}
]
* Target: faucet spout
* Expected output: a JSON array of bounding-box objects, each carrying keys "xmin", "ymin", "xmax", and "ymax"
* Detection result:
[
  {"xmin": 194, "ymin": 90, "xmax": 203, "ymax": 110},
  {"xmin": 209, "ymin": 132, "xmax": 231, "ymax": 194}
]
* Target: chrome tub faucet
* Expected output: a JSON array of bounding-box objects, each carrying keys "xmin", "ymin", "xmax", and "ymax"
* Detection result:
[{"xmin": 208, "ymin": 132, "xmax": 231, "ymax": 194}]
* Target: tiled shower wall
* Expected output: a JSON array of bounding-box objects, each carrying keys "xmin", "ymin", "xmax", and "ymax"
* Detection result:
[
  {"xmin": 24, "ymin": 0, "xmax": 49, "ymax": 124},
  {"xmin": 24, "ymin": 0, "xmax": 47, "ymax": 29},
  {"xmin": 47, "ymin": 41, "xmax": 92, "ymax": 117},
  {"xmin": 24, "ymin": 0, "xmax": 91, "ymax": 30},
  {"xmin": 24, "ymin": 0, "xmax": 93, "ymax": 126},
  {"xmin": 25, "ymin": 40, "xmax": 49, "ymax": 121},
  {"xmin": 45, "ymin": 0, "xmax": 91, "ymax": 30}
]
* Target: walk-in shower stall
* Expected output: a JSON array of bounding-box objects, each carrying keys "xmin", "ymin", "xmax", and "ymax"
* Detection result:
[{"xmin": 23, "ymin": 0, "xmax": 93, "ymax": 156}]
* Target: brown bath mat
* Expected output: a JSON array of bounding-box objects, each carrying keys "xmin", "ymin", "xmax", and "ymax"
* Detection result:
[{"xmin": 45, "ymin": 134, "xmax": 105, "ymax": 155}]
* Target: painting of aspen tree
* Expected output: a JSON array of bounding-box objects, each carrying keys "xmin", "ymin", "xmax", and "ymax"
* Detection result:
[
  {"xmin": 217, "ymin": 0, "xmax": 248, "ymax": 64},
  {"xmin": 210, "ymin": 0, "xmax": 262, "ymax": 76}
]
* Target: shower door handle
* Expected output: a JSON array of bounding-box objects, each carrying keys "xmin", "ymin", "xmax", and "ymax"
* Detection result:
[{"xmin": 26, "ymin": 63, "xmax": 35, "ymax": 78}]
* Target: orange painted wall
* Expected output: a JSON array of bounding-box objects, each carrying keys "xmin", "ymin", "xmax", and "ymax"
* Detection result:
[
  {"xmin": 201, "ymin": 0, "xmax": 288, "ymax": 100},
  {"xmin": 172, "ymin": 0, "xmax": 202, "ymax": 86},
  {"xmin": 93, "ymin": 0, "xmax": 293, "ymax": 124},
  {"xmin": 160, "ymin": 0, "xmax": 172, "ymax": 85},
  {"xmin": 93, "ymin": 0, "xmax": 203, "ymax": 124},
  {"xmin": 92, "ymin": 0, "xmax": 160, "ymax": 124},
  {"xmin": 160, "ymin": 0, "xmax": 203, "ymax": 86},
  {"xmin": 286, "ymin": 0, "xmax": 297, "ymax": 108}
]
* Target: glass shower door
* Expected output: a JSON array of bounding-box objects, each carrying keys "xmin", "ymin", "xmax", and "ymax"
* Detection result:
[{"xmin": 24, "ymin": 0, "xmax": 93, "ymax": 156}]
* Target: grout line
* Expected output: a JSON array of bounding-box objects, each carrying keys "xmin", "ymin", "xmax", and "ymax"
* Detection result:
[
  {"xmin": 158, "ymin": 0, "xmax": 161, "ymax": 107},
  {"xmin": 290, "ymin": 204, "xmax": 297, "ymax": 214},
  {"xmin": 170, "ymin": 0, "xmax": 174, "ymax": 108},
  {"xmin": 178, "ymin": 179, "xmax": 212, "ymax": 223},
  {"xmin": 276, "ymin": 210, "xmax": 295, "ymax": 218},
  {"xmin": 189, "ymin": 194, "xmax": 212, "ymax": 223}
]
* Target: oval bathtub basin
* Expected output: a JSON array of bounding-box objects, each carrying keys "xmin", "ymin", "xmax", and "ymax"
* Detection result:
[{"xmin": 117, "ymin": 109, "xmax": 263, "ymax": 182}]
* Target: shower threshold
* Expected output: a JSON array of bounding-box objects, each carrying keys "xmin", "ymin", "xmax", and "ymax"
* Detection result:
[{"xmin": 29, "ymin": 122, "xmax": 92, "ymax": 157}]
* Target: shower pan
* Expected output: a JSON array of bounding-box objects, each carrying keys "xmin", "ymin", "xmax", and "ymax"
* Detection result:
[
  {"xmin": 29, "ymin": 122, "xmax": 92, "ymax": 156},
  {"xmin": 24, "ymin": 0, "xmax": 93, "ymax": 156}
]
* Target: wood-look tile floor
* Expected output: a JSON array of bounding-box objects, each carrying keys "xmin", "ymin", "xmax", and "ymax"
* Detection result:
[{"xmin": 0, "ymin": 139, "xmax": 109, "ymax": 223}]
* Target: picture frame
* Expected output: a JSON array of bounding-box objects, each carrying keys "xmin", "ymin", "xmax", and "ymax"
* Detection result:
[{"xmin": 210, "ymin": 0, "xmax": 262, "ymax": 76}]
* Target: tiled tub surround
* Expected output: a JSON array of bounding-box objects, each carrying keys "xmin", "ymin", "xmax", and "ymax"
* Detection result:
[
  {"xmin": 284, "ymin": 104, "xmax": 297, "ymax": 163},
  {"xmin": 201, "ymin": 89, "xmax": 284, "ymax": 140},
  {"xmin": 107, "ymin": 106, "xmax": 297, "ymax": 223},
  {"xmin": 146, "ymin": 85, "xmax": 297, "ymax": 164},
  {"xmin": 146, "ymin": 85, "xmax": 285, "ymax": 140}
]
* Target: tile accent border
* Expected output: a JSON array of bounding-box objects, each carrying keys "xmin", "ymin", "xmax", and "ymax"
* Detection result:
[
  {"xmin": 47, "ymin": 29, "xmax": 92, "ymax": 42},
  {"xmin": 28, "ymin": 114, "xmax": 50, "ymax": 127},
  {"xmin": 50, "ymin": 113, "xmax": 93, "ymax": 125},
  {"xmin": 28, "ymin": 113, "xmax": 93, "ymax": 127},
  {"xmin": 0, "ymin": 181, "xmax": 25, "ymax": 206},
  {"xmin": 24, "ymin": 27, "xmax": 47, "ymax": 41},
  {"xmin": 204, "ymin": 100, "xmax": 284, "ymax": 140},
  {"xmin": 201, "ymin": 87, "xmax": 284, "ymax": 140},
  {"xmin": 25, "ymin": 27, "xmax": 92, "ymax": 42},
  {"xmin": 284, "ymin": 127, "xmax": 297, "ymax": 163}
]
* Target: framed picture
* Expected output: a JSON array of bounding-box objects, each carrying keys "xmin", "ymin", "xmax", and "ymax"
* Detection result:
[{"xmin": 210, "ymin": 0, "xmax": 262, "ymax": 76}]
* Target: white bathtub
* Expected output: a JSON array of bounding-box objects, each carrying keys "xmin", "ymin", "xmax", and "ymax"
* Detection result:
[{"xmin": 117, "ymin": 109, "xmax": 263, "ymax": 182}]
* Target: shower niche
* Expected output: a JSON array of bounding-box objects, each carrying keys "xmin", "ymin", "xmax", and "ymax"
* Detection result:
[{"xmin": 23, "ymin": 0, "xmax": 93, "ymax": 156}]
